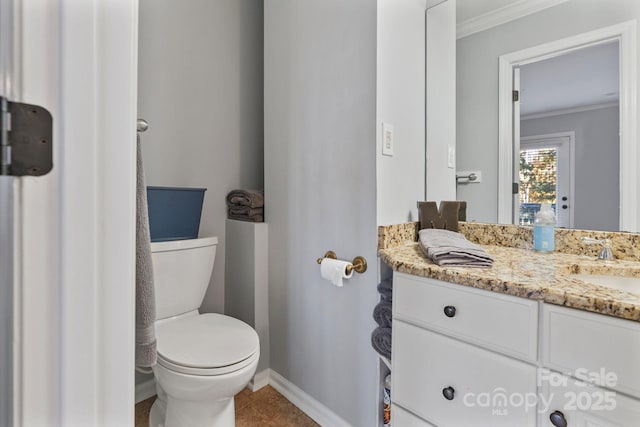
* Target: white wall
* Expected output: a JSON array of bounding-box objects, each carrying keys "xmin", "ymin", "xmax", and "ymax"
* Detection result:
[
  {"xmin": 376, "ymin": 0, "xmax": 426, "ymax": 225},
  {"xmin": 265, "ymin": 1, "xmax": 379, "ymax": 425},
  {"xmin": 457, "ymin": 0, "xmax": 640, "ymax": 225},
  {"xmin": 521, "ymin": 106, "xmax": 620, "ymax": 231},
  {"xmin": 426, "ymin": 0, "xmax": 457, "ymax": 203},
  {"xmin": 0, "ymin": 179, "xmax": 12, "ymax": 426},
  {"xmin": 138, "ymin": 0, "xmax": 264, "ymax": 314}
]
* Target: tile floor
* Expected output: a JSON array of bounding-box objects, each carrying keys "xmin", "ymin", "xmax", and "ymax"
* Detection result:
[{"xmin": 135, "ymin": 385, "xmax": 319, "ymax": 427}]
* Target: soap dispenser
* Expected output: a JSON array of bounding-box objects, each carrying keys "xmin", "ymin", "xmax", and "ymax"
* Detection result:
[{"xmin": 533, "ymin": 203, "xmax": 555, "ymax": 252}]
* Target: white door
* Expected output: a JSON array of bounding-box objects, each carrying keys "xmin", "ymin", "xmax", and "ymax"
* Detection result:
[
  {"xmin": 518, "ymin": 135, "xmax": 573, "ymax": 228},
  {"xmin": 512, "ymin": 67, "xmax": 521, "ymax": 224},
  {"xmin": 0, "ymin": 0, "xmax": 16, "ymax": 424},
  {"xmin": 3, "ymin": 1, "xmax": 138, "ymax": 426}
]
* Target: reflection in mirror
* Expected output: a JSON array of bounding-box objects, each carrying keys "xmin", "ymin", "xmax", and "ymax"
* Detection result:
[
  {"xmin": 456, "ymin": 0, "xmax": 639, "ymax": 232},
  {"xmin": 517, "ymin": 41, "xmax": 619, "ymax": 231}
]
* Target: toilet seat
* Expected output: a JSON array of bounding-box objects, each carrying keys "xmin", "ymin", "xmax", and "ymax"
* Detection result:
[{"xmin": 155, "ymin": 313, "xmax": 259, "ymax": 376}]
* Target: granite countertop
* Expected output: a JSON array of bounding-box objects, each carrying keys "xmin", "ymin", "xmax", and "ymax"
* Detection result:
[{"xmin": 379, "ymin": 242, "xmax": 640, "ymax": 321}]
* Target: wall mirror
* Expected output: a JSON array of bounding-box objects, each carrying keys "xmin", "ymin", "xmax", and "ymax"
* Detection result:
[{"xmin": 455, "ymin": 0, "xmax": 639, "ymax": 232}]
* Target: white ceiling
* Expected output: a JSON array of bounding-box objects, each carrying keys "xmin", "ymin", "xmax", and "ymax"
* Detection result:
[{"xmin": 519, "ymin": 41, "xmax": 619, "ymax": 116}]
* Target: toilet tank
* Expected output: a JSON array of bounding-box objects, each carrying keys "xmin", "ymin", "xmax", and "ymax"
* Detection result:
[{"xmin": 150, "ymin": 236, "xmax": 218, "ymax": 320}]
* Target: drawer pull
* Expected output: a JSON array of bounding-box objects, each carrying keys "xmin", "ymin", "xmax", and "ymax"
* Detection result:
[
  {"xmin": 443, "ymin": 306, "xmax": 456, "ymax": 318},
  {"xmin": 549, "ymin": 410, "xmax": 567, "ymax": 427},
  {"xmin": 442, "ymin": 386, "xmax": 455, "ymax": 400}
]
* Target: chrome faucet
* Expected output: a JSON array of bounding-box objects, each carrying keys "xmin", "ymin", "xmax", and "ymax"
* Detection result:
[{"xmin": 582, "ymin": 237, "xmax": 615, "ymax": 261}]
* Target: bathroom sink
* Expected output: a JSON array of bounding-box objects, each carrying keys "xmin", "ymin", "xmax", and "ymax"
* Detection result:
[{"xmin": 572, "ymin": 273, "xmax": 640, "ymax": 295}]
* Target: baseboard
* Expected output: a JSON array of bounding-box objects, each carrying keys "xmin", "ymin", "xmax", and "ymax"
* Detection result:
[
  {"xmin": 268, "ymin": 369, "xmax": 352, "ymax": 427},
  {"xmin": 247, "ymin": 368, "xmax": 270, "ymax": 392},
  {"xmin": 135, "ymin": 378, "xmax": 156, "ymax": 403}
]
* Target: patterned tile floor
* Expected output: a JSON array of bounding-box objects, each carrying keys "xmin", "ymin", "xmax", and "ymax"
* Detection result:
[{"xmin": 135, "ymin": 385, "xmax": 319, "ymax": 427}]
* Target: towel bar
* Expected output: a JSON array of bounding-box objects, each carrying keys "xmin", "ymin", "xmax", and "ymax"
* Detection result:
[
  {"xmin": 316, "ymin": 251, "xmax": 367, "ymax": 274},
  {"xmin": 137, "ymin": 118, "xmax": 149, "ymax": 133},
  {"xmin": 455, "ymin": 172, "xmax": 477, "ymax": 182}
]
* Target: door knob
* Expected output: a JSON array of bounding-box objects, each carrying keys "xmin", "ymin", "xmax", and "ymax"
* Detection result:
[
  {"xmin": 442, "ymin": 386, "xmax": 455, "ymax": 400},
  {"xmin": 549, "ymin": 410, "xmax": 567, "ymax": 427}
]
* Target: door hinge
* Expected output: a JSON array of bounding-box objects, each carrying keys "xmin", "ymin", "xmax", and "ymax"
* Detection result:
[
  {"xmin": 512, "ymin": 182, "xmax": 519, "ymax": 194},
  {"xmin": 512, "ymin": 90, "xmax": 520, "ymax": 102},
  {"xmin": 1, "ymin": 96, "xmax": 53, "ymax": 176}
]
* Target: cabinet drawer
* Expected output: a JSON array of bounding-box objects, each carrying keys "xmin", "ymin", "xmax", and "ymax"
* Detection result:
[
  {"xmin": 393, "ymin": 272, "xmax": 538, "ymax": 361},
  {"xmin": 393, "ymin": 405, "xmax": 435, "ymax": 427},
  {"xmin": 540, "ymin": 373, "xmax": 640, "ymax": 427},
  {"xmin": 542, "ymin": 304, "xmax": 640, "ymax": 399},
  {"xmin": 392, "ymin": 321, "xmax": 537, "ymax": 427}
]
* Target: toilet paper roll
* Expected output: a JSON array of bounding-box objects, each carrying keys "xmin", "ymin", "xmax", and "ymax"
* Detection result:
[{"xmin": 320, "ymin": 258, "xmax": 354, "ymax": 287}]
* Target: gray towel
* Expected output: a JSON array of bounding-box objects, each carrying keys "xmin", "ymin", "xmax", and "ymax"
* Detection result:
[
  {"xmin": 226, "ymin": 189, "xmax": 264, "ymax": 208},
  {"xmin": 373, "ymin": 300, "xmax": 392, "ymax": 328},
  {"xmin": 419, "ymin": 228, "xmax": 494, "ymax": 267},
  {"xmin": 371, "ymin": 327, "xmax": 392, "ymax": 359},
  {"xmin": 136, "ymin": 137, "xmax": 157, "ymax": 368},
  {"xmin": 228, "ymin": 208, "xmax": 264, "ymax": 223},
  {"xmin": 377, "ymin": 278, "xmax": 393, "ymax": 301}
]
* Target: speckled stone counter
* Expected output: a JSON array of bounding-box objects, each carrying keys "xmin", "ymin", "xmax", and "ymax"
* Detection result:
[{"xmin": 378, "ymin": 222, "xmax": 640, "ymax": 321}]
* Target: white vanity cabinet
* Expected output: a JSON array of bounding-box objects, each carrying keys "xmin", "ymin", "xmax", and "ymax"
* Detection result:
[
  {"xmin": 392, "ymin": 272, "xmax": 539, "ymax": 426},
  {"xmin": 391, "ymin": 272, "xmax": 640, "ymax": 427},
  {"xmin": 539, "ymin": 305, "xmax": 640, "ymax": 427}
]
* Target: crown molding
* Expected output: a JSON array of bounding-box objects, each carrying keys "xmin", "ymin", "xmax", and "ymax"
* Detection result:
[
  {"xmin": 457, "ymin": 0, "xmax": 570, "ymax": 39},
  {"xmin": 521, "ymin": 101, "xmax": 619, "ymax": 121}
]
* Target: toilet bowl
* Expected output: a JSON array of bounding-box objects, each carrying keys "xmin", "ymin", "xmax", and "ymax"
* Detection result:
[{"xmin": 148, "ymin": 237, "xmax": 259, "ymax": 427}]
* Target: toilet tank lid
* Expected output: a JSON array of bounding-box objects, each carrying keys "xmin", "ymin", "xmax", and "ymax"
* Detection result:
[{"xmin": 150, "ymin": 236, "xmax": 218, "ymax": 253}]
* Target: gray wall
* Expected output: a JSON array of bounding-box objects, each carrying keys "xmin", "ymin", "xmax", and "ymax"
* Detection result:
[
  {"xmin": 522, "ymin": 106, "xmax": 620, "ymax": 231},
  {"xmin": 457, "ymin": 0, "xmax": 640, "ymax": 225},
  {"xmin": 138, "ymin": 0, "xmax": 264, "ymax": 315},
  {"xmin": 265, "ymin": 1, "xmax": 379, "ymax": 425}
]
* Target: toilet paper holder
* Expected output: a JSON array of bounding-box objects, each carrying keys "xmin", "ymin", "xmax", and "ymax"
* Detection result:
[{"xmin": 316, "ymin": 251, "xmax": 368, "ymax": 274}]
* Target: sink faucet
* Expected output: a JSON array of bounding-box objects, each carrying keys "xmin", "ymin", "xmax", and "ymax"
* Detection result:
[{"xmin": 582, "ymin": 237, "xmax": 615, "ymax": 261}]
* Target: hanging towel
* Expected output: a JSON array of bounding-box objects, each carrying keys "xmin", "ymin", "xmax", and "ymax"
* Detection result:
[
  {"xmin": 418, "ymin": 228, "xmax": 494, "ymax": 268},
  {"xmin": 377, "ymin": 278, "xmax": 393, "ymax": 301},
  {"xmin": 136, "ymin": 137, "xmax": 157, "ymax": 368},
  {"xmin": 371, "ymin": 327, "xmax": 392, "ymax": 360},
  {"xmin": 226, "ymin": 189, "xmax": 264, "ymax": 208},
  {"xmin": 373, "ymin": 300, "xmax": 392, "ymax": 328}
]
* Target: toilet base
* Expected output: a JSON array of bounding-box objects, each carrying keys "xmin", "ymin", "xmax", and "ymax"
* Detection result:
[{"xmin": 149, "ymin": 392, "xmax": 235, "ymax": 427}]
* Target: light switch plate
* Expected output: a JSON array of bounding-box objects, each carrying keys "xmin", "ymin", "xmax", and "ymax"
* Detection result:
[
  {"xmin": 382, "ymin": 123, "xmax": 394, "ymax": 156},
  {"xmin": 447, "ymin": 146, "xmax": 455, "ymax": 169}
]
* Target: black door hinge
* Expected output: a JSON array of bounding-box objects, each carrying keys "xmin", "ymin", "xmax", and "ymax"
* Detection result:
[
  {"xmin": 1, "ymin": 96, "xmax": 53, "ymax": 176},
  {"xmin": 512, "ymin": 90, "xmax": 520, "ymax": 102},
  {"xmin": 512, "ymin": 182, "xmax": 519, "ymax": 194}
]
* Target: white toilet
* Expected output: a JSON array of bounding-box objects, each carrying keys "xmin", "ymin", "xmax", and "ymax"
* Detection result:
[{"xmin": 148, "ymin": 236, "xmax": 259, "ymax": 427}]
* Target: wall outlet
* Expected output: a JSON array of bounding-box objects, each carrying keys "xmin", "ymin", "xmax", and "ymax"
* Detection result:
[
  {"xmin": 382, "ymin": 123, "xmax": 394, "ymax": 156},
  {"xmin": 447, "ymin": 146, "xmax": 455, "ymax": 169}
]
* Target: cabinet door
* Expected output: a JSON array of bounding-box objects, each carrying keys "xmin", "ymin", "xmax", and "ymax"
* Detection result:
[
  {"xmin": 540, "ymin": 374, "xmax": 640, "ymax": 427},
  {"xmin": 393, "ymin": 320, "xmax": 537, "ymax": 427},
  {"xmin": 393, "ymin": 405, "xmax": 436, "ymax": 427},
  {"xmin": 394, "ymin": 273, "xmax": 538, "ymax": 361},
  {"xmin": 542, "ymin": 305, "xmax": 640, "ymax": 399}
]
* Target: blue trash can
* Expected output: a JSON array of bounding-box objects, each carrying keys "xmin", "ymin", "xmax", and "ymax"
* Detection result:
[{"xmin": 147, "ymin": 186, "xmax": 206, "ymax": 242}]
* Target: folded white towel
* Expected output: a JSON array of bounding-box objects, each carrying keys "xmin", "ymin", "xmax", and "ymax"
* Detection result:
[{"xmin": 419, "ymin": 228, "xmax": 494, "ymax": 267}]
